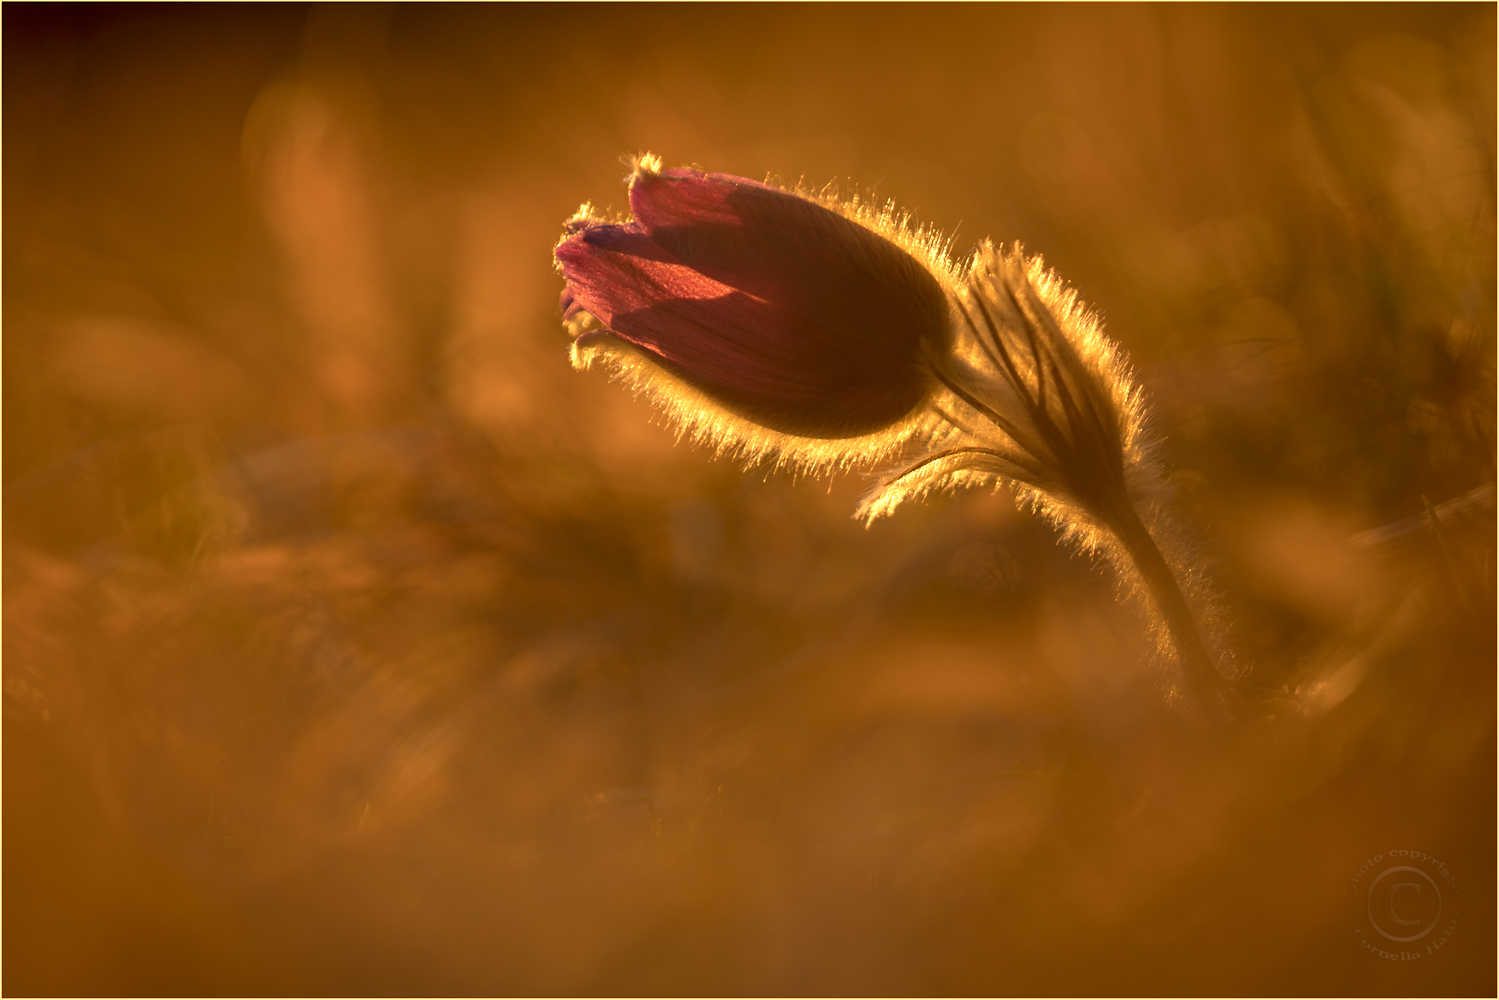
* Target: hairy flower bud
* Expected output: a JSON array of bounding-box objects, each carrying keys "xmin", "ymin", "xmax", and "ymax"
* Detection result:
[{"xmin": 555, "ymin": 154, "xmax": 958, "ymax": 467}]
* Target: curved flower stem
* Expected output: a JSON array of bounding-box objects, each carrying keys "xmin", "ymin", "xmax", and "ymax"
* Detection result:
[{"xmin": 1105, "ymin": 501, "xmax": 1233, "ymax": 720}]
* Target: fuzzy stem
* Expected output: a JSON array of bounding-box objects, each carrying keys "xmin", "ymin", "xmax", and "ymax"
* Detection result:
[{"xmin": 1106, "ymin": 501, "xmax": 1231, "ymax": 719}]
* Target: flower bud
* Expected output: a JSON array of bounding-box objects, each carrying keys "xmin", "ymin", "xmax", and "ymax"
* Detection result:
[{"xmin": 555, "ymin": 156, "xmax": 955, "ymax": 451}]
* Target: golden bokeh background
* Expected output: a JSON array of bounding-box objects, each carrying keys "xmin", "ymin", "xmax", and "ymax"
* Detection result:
[{"xmin": 5, "ymin": 4, "xmax": 1494, "ymax": 994}]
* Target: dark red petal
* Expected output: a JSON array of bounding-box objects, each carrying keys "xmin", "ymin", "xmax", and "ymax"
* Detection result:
[
  {"xmin": 628, "ymin": 167, "xmax": 769, "ymax": 229},
  {"xmin": 576, "ymin": 223, "xmax": 686, "ymax": 266},
  {"xmin": 605, "ymin": 296, "xmax": 936, "ymax": 438},
  {"xmin": 560, "ymin": 287, "xmax": 587, "ymax": 321},
  {"xmin": 556, "ymin": 225, "xmax": 740, "ymax": 332}
]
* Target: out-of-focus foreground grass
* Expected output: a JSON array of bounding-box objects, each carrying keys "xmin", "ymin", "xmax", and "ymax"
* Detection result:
[{"xmin": 4, "ymin": 4, "xmax": 1494, "ymax": 994}]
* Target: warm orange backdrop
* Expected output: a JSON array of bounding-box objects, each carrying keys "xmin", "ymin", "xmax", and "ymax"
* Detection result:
[{"xmin": 5, "ymin": 4, "xmax": 1494, "ymax": 995}]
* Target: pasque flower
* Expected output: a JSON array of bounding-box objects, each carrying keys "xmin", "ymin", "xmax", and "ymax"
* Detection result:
[{"xmin": 555, "ymin": 156, "xmax": 1236, "ymax": 717}]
